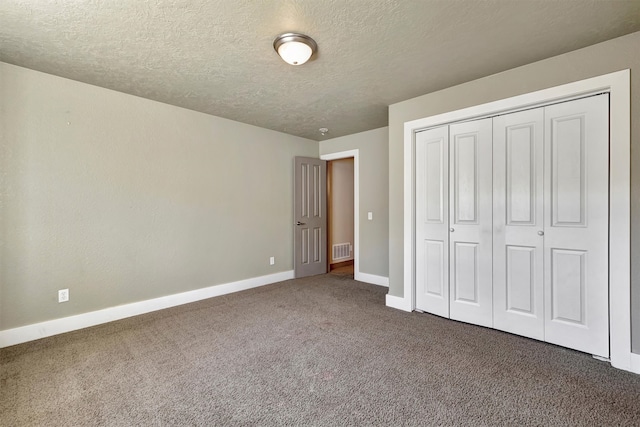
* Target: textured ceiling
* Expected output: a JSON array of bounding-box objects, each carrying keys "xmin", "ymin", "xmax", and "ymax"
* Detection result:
[{"xmin": 1, "ymin": 1, "xmax": 639, "ymax": 141}]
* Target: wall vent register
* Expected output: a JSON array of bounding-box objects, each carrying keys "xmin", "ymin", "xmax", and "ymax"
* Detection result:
[{"xmin": 332, "ymin": 243, "xmax": 352, "ymax": 260}]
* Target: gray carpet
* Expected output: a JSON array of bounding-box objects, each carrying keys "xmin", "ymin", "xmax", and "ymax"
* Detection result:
[{"xmin": 2, "ymin": 274, "xmax": 640, "ymax": 426}]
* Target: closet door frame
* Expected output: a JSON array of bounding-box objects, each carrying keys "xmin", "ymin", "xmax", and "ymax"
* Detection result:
[{"xmin": 394, "ymin": 70, "xmax": 632, "ymax": 373}]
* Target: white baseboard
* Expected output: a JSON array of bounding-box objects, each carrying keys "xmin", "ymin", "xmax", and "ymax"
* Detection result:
[
  {"xmin": 385, "ymin": 294, "xmax": 412, "ymax": 312},
  {"xmin": 629, "ymin": 352, "xmax": 640, "ymax": 375},
  {"xmin": 356, "ymin": 272, "xmax": 389, "ymax": 287},
  {"xmin": 0, "ymin": 270, "xmax": 294, "ymax": 348}
]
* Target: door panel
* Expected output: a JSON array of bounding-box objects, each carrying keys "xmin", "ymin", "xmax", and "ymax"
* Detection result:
[
  {"xmin": 506, "ymin": 246, "xmax": 535, "ymax": 313},
  {"xmin": 454, "ymin": 134, "xmax": 478, "ymax": 224},
  {"xmin": 453, "ymin": 242, "xmax": 479, "ymax": 303},
  {"xmin": 294, "ymin": 157, "xmax": 327, "ymax": 278},
  {"xmin": 425, "ymin": 140, "xmax": 445, "ymax": 222},
  {"xmin": 544, "ymin": 95, "xmax": 609, "ymax": 357},
  {"xmin": 301, "ymin": 229, "xmax": 309, "ymax": 264},
  {"xmin": 449, "ymin": 118, "xmax": 493, "ymax": 328},
  {"xmin": 550, "ymin": 249, "xmax": 586, "ymax": 324},
  {"xmin": 415, "ymin": 126, "xmax": 449, "ymax": 317},
  {"xmin": 424, "ymin": 240, "xmax": 445, "ymax": 296},
  {"xmin": 493, "ymin": 108, "xmax": 544, "ymax": 340},
  {"xmin": 552, "ymin": 115, "xmax": 587, "ymax": 226},
  {"xmin": 506, "ymin": 125, "xmax": 536, "ymax": 225}
]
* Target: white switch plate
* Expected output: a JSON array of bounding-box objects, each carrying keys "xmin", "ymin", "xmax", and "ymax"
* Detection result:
[
  {"xmin": 58, "ymin": 289, "xmax": 69, "ymax": 303},
  {"xmin": 269, "ymin": 256, "xmax": 275, "ymax": 265},
  {"xmin": 368, "ymin": 212, "xmax": 373, "ymax": 220}
]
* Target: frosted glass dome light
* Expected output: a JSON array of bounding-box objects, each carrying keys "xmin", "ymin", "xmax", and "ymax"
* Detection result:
[
  {"xmin": 273, "ymin": 33, "xmax": 317, "ymax": 66},
  {"xmin": 277, "ymin": 41, "xmax": 312, "ymax": 65}
]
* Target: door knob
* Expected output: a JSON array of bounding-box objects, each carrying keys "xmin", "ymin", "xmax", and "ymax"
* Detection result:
[
  {"xmin": 296, "ymin": 221, "xmax": 306, "ymax": 226},
  {"xmin": 450, "ymin": 228, "xmax": 455, "ymax": 232},
  {"xmin": 538, "ymin": 230, "xmax": 544, "ymax": 236}
]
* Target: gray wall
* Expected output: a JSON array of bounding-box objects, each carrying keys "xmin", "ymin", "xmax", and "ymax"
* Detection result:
[
  {"xmin": 0, "ymin": 62, "xmax": 317, "ymax": 330},
  {"xmin": 388, "ymin": 31, "xmax": 640, "ymax": 352},
  {"xmin": 320, "ymin": 127, "xmax": 389, "ymax": 278}
]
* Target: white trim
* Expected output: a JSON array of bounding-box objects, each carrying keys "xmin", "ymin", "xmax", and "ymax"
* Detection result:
[
  {"xmin": 630, "ymin": 353, "xmax": 640, "ymax": 375},
  {"xmin": 385, "ymin": 294, "xmax": 412, "ymax": 312},
  {"xmin": 606, "ymin": 70, "xmax": 632, "ymax": 371},
  {"xmin": 0, "ymin": 270, "xmax": 294, "ymax": 348},
  {"xmin": 321, "ymin": 150, "xmax": 361, "ymax": 281},
  {"xmin": 393, "ymin": 70, "xmax": 633, "ymax": 372},
  {"xmin": 357, "ymin": 273, "xmax": 389, "ymax": 287}
]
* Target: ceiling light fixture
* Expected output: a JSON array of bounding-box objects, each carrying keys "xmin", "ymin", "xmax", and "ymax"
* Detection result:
[
  {"xmin": 273, "ymin": 33, "xmax": 317, "ymax": 66},
  {"xmin": 319, "ymin": 128, "xmax": 329, "ymax": 136}
]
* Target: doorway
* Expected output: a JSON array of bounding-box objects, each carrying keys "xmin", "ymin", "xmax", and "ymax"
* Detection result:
[
  {"xmin": 327, "ymin": 157, "xmax": 354, "ymax": 276},
  {"xmin": 320, "ymin": 149, "xmax": 360, "ymax": 280}
]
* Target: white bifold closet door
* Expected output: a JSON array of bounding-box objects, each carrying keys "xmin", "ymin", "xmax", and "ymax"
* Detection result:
[
  {"xmin": 493, "ymin": 95, "xmax": 609, "ymax": 357},
  {"xmin": 415, "ymin": 126, "xmax": 450, "ymax": 317},
  {"xmin": 415, "ymin": 119, "xmax": 493, "ymax": 325},
  {"xmin": 448, "ymin": 119, "xmax": 494, "ymax": 328},
  {"xmin": 493, "ymin": 108, "xmax": 545, "ymax": 340},
  {"xmin": 543, "ymin": 95, "xmax": 609, "ymax": 358},
  {"xmin": 415, "ymin": 94, "xmax": 608, "ymax": 357}
]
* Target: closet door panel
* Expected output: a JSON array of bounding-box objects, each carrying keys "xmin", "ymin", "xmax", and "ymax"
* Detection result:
[
  {"xmin": 454, "ymin": 134, "xmax": 478, "ymax": 224},
  {"xmin": 505, "ymin": 246, "xmax": 536, "ymax": 312},
  {"xmin": 453, "ymin": 242, "xmax": 479, "ymax": 303},
  {"xmin": 449, "ymin": 118, "xmax": 493, "ymax": 328},
  {"xmin": 415, "ymin": 126, "xmax": 450, "ymax": 317},
  {"xmin": 544, "ymin": 95, "xmax": 609, "ymax": 358},
  {"xmin": 493, "ymin": 109, "xmax": 544, "ymax": 340}
]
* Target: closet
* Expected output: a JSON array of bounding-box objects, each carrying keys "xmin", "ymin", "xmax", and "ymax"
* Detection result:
[{"xmin": 415, "ymin": 94, "xmax": 609, "ymax": 357}]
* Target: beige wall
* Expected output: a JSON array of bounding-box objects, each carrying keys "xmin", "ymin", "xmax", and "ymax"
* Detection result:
[
  {"xmin": 0, "ymin": 62, "xmax": 317, "ymax": 330},
  {"xmin": 320, "ymin": 127, "xmax": 389, "ymax": 278},
  {"xmin": 328, "ymin": 158, "xmax": 354, "ymax": 263},
  {"xmin": 388, "ymin": 31, "xmax": 640, "ymax": 352}
]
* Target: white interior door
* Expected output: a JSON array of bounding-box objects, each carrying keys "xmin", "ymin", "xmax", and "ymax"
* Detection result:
[
  {"xmin": 449, "ymin": 118, "xmax": 493, "ymax": 328},
  {"xmin": 543, "ymin": 95, "xmax": 609, "ymax": 357},
  {"xmin": 415, "ymin": 126, "xmax": 450, "ymax": 317},
  {"xmin": 493, "ymin": 108, "xmax": 545, "ymax": 340}
]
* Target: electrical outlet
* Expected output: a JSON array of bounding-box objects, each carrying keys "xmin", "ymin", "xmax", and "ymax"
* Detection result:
[
  {"xmin": 269, "ymin": 256, "xmax": 275, "ymax": 265},
  {"xmin": 58, "ymin": 289, "xmax": 69, "ymax": 303}
]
